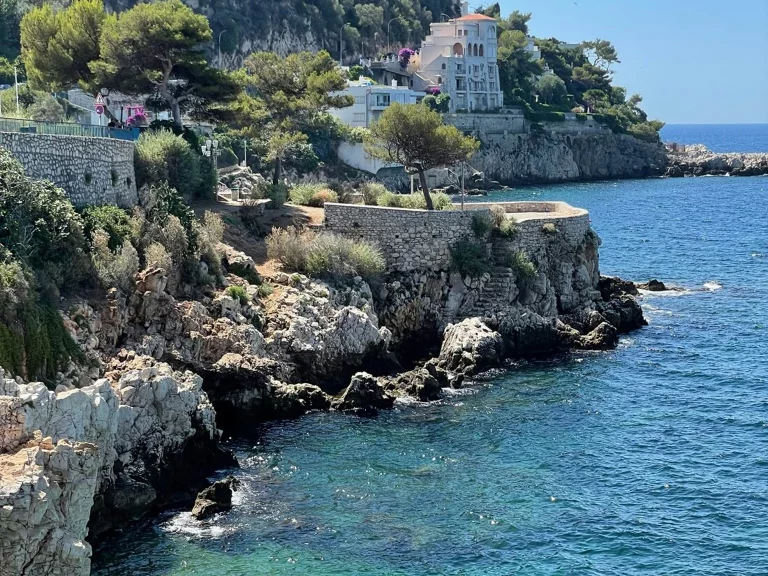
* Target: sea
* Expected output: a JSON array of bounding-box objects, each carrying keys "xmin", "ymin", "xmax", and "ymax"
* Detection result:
[{"xmin": 93, "ymin": 124, "xmax": 768, "ymax": 576}]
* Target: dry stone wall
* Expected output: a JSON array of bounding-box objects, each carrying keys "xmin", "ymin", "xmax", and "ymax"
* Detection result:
[
  {"xmin": 0, "ymin": 132, "xmax": 138, "ymax": 207},
  {"xmin": 324, "ymin": 203, "xmax": 492, "ymax": 272}
]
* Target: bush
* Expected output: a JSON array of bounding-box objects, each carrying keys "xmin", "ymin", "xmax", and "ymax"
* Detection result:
[
  {"xmin": 229, "ymin": 262, "xmax": 262, "ymax": 285},
  {"xmin": 90, "ymin": 229, "xmax": 140, "ymax": 293},
  {"xmin": 508, "ymin": 250, "xmax": 537, "ymax": 282},
  {"xmin": 135, "ymin": 129, "xmax": 205, "ymax": 200},
  {"xmin": 449, "ymin": 240, "xmax": 489, "ymax": 277},
  {"xmin": 266, "ymin": 226, "xmax": 385, "ymax": 282},
  {"xmin": 145, "ymin": 242, "xmax": 172, "ymax": 271},
  {"xmin": 359, "ymin": 181, "xmax": 388, "ymax": 205},
  {"xmin": 542, "ymin": 222, "xmax": 558, "ymax": 235},
  {"xmin": 377, "ymin": 192, "xmax": 453, "ymax": 210},
  {"xmin": 198, "ymin": 157, "xmax": 218, "ymax": 199},
  {"xmin": 289, "ymin": 183, "xmax": 338, "ymax": 207},
  {"xmin": 226, "ymin": 285, "xmax": 249, "ymax": 305},
  {"xmin": 147, "ymin": 182, "xmax": 198, "ymax": 251},
  {"xmin": 497, "ymin": 219, "xmax": 518, "ymax": 237},
  {"xmin": 257, "ymin": 283, "xmax": 273, "ymax": 298},
  {"xmin": 0, "ymin": 148, "xmax": 88, "ymax": 290},
  {"xmin": 471, "ymin": 212, "xmax": 492, "ymax": 237},
  {"xmin": 27, "ymin": 94, "xmax": 65, "ymax": 123},
  {"xmin": 525, "ymin": 110, "xmax": 566, "ymax": 122},
  {"xmin": 81, "ymin": 206, "xmax": 132, "ymax": 251},
  {"xmin": 266, "ymin": 182, "xmax": 288, "ymax": 209}
]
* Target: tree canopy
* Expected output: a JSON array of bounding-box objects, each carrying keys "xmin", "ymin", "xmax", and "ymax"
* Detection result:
[
  {"xmin": 242, "ymin": 50, "xmax": 353, "ymax": 184},
  {"xmin": 364, "ymin": 103, "xmax": 479, "ymax": 209},
  {"xmin": 20, "ymin": 0, "xmax": 239, "ymax": 127}
]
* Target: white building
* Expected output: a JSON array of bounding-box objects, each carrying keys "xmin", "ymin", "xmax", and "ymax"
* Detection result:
[
  {"xmin": 328, "ymin": 78, "xmax": 422, "ymax": 128},
  {"xmin": 417, "ymin": 4, "xmax": 503, "ymax": 112}
]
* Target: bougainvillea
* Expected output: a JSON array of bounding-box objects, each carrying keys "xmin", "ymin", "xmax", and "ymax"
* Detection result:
[{"xmin": 398, "ymin": 48, "xmax": 415, "ymax": 69}]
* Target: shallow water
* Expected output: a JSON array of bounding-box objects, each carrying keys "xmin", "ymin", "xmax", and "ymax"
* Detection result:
[{"xmin": 94, "ymin": 174, "xmax": 768, "ymax": 575}]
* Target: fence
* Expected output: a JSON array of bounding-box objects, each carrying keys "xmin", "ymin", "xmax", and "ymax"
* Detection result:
[{"xmin": 0, "ymin": 117, "xmax": 140, "ymax": 141}]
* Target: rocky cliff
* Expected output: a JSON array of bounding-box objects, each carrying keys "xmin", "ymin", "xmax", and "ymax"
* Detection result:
[
  {"xmin": 467, "ymin": 131, "xmax": 668, "ymax": 185},
  {"xmin": 665, "ymin": 145, "xmax": 768, "ymax": 177}
]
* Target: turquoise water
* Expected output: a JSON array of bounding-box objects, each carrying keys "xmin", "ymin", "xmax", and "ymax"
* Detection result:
[
  {"xmin": 94, "ymin": 177, "xmax": 768, "ymax": 574},
  {"xmin": 661, "ymin": 123, "xmax": 768, "ymax": 153}
]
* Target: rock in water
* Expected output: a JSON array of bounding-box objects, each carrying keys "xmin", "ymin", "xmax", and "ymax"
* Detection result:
[
  {"xmin": 637, "ymin": 279, "xmax": 667, "ymax": 291},
  {"xmin": 438, "ymin": 318, "xmax": 504, "ymax": 375},
  {"xmin": 191, "ymin": 475, "xmax": 241, "ymax": 520},
  {"xmin": 334, "ymin": 372, "xmax": 394, "ymax": 413}
]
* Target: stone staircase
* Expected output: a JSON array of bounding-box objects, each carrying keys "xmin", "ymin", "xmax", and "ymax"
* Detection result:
[{"xmin": 463, "ymin": 239, "xmax": 519, "ymax": 318}]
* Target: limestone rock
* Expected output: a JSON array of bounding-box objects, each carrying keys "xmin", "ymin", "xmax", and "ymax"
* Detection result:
[
  {"xmin": 191, "ymin": 475, "xmax": 241, "ymax": 520},
  {"xmin": 637, "ymin": 279, "xmax": 667, "ymax": 291},
  {"xmin": 578, "ymin": 321, "xmax": 619, "ymax": 350},
  {"xmin": 334, "ymin": 372, "xmax": 394, "ymax": 413},
  {"xmin": 438, "ymin": 318, "xmax": 503, "ymax": 374},
  {"xmin": 272, "ymin": 382, "xmax": 331, "ymax": 418},
  {"xmin": 380, "ymin": 367, "xmax": 442, "ymax": 401}
]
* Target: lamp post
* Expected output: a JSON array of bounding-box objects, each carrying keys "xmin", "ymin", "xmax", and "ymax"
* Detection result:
[
  {"xmin": 339, "ymin": 23, "xmax": 351, "ymax": 66},
  {"xmin": 440, "ymin": 13, "xmax": 451, "ymax": 22},
  {"xmin": 14, "ymin": 66, "xmax": 19, "ymax": 114},
  {"xmin": 218, "ymin": 29, "xmax": 227, "ymax": 68},
  {"xmin": 386, "ymin": 17, "xmax": 398, "ymax": 54}
]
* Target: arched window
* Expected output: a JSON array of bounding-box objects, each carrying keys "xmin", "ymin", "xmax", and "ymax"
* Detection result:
[
  {"xmin": 473, "ymin": 44, "xmax": 478, "ymax": 56},
  {"xmin": 488, "ymin": 26, "xmax": 495, "ymax": 38},
  {"xmin": 441, "ymin": 63, "xmax": 446, "ymax": 70},
  {"xmin": 479, "ymin": 44, "xmax": 484, "ymax": 57},
  {"xmin": 452, "ymin": 42, "xmax": 463, "ymax": 56}
]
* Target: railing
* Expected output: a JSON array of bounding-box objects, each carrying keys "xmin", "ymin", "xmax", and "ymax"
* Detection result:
[{"xmin": 0, "ymin": 117, "xmax": 140, "ymax": 141}]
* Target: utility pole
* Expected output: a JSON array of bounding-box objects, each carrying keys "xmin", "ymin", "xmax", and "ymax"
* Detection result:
[
  {"xmin": 14, "ymin": 66, "xmax": 19, "ymax": 114},
  {"xmin": 461, "ymin": 162, "xmax": 465, "ymax": 210},
  {"xmin": 339, "ymin": 23, "xmax": 350, "ymax": 66},
  {"xmin": 243, "ymin": 139, "xmax": 247, "ymax": 167}
]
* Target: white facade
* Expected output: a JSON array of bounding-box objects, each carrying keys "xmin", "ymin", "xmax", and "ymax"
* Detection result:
[
  {"xmin": 418, "ymin": 10, "xmax": 503, "ymax": 113},
  {"xmin": 328, "ymin": 79, "xmax": 422, "ymax": 128}
]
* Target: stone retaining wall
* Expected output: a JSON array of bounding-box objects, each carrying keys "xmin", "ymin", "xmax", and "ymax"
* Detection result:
[
  {"xmin": 324, "ymin": 201, "xmax": 591, "ymax": 273},
  {"xmin": 0, "ymin": 132, "xmax": 138, "ymax": 207}
]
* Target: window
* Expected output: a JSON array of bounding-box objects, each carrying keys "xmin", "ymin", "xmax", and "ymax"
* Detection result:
[
  {"xmin": 374, "ymin": 94, "xmax": 390, "ymax": 107},
  {"xmin": 355, "ymin": 95, "xmax": 365, "ymax": 104},
  {"xmin": 479, "ymin": 44, "xmax": 484, "ymax": 57},
  {"xmin": 488, "ymin": 26, "xmax": 495, "ymax": 37},
  {"xmin": 456, "ymin": 78, "xmax": 465, "ymax": 90},
  {"xmin": 441, "ymin": 63, "xmax": 446, "ymax": 70},
  {"xmin": 353, "ymin": 113, "xmax": 366, "ymax": 123}
]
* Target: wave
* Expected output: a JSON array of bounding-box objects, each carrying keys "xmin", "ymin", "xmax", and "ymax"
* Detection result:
[{"xmin": 702, "ymin": 281, "xmax": 723, "ymax": 291}]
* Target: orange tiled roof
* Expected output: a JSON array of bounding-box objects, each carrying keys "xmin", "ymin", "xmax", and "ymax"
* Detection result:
[{"xmin": 454, "ymin": 14, "xmax": 497, "ymax": 21}]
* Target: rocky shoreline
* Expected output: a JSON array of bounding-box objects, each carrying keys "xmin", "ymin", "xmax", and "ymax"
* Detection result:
[
  {"xmin": 1, "ymin": 214, "xmax": 649, "ymax": 576},
  {"xmin": 665, "ymin": 144, "xmax": 768, "ymax": 177}
]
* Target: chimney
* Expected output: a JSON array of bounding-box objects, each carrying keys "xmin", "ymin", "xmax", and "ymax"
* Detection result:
[
  {"xmin": 391, "ymin": 79, "xmax": 397, "ymax": 87},
  {"xmin": 460, "ymin": 1, "xmax": 469, "ymax": 16}
]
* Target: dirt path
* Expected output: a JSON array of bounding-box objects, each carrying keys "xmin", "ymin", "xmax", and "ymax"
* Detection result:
[{"xmin": 191, "ymin": 199, "xmax": 324, "ymax": 276}]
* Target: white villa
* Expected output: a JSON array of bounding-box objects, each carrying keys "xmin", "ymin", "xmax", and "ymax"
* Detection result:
[
  {"xmin": 417, "ymin": 3, "xmax": 503, "ymax": 112},
  {"xmin": 329, "ymin": 77, "xmax": 422, "ymax": 128}
]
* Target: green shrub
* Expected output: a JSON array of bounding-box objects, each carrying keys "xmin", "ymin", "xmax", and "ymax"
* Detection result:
[
  {"xmin": 289, "ymin": 183, "xmax": 338, "ymax": 207},
  {"xmin": 81, "ymin": 206, "xmax": 132, "ymax": 251},
  {"xmin": 575, "ymin": 113, "xmax": 588, "ymax": 122},
  {"xmin": 147, "ymin": 182, "xmax": 198, "ymax": 252},
  {"xmin": 529, "ymin": 122, "xmax": 544, "ymax": 134},
  {"xmin": 525, "ymin": 110, "xmax": 566, "ymax": 122},
  {"xmin": 471, "ymin": 212, "xmax": 492, "ymax": 237},
  {"xmin": 198, "ymin": 157, "xmax": 218, "ymax": 199},
  {"xmin": 508, "ymin": 250, "xmax": 537, "ymax": 282},
  {"xmin": 229, "ymin": 262, "xmax": 262, "ymax": 285},
  {"xmin": 497, "ymin": 219, "xmax": 518, "ymax": 237},
  {"xmin": 359, "ymin": 181, "xmax": 389, "ymax": 205},
  {"xmin": 145, "ymin": 241, "xmax": 172, "ymax": 271},
  {"xmin": 226, "ymin": 285, "xmax": 249, "ymax": 305},
  {"xmin": 135, "ymin": 129, "xmax": 203, "ymax": 200},
  {"xmin": 90, "ymin": 229, "xmax": 140, "ymax": 293},
  {"xmin": 449, "ymin": 240, "xmax": 489, "ymax": 277},
  {"xmin": 0, "ymin": 148, "xmax": 88, "ymax": 290},
  {"xmin": 266, "ymin": 182, "xmax": 288, "ymax": 209},
  {"xmin": 266, "ymin": 226, "xmax": 385, "ymax": 282},
  {"xmin": 257, "ymin": 283, "xmax": 273, "ymax": 298},
  {"xmin": 542, "ymin": 222, "xmax": 558, "ymax": 235},
  {"xmin": 376, "ymin": 191, "xmax": 453, "ymax": 210}
]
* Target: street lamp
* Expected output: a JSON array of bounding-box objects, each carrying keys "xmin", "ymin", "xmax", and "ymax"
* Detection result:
[
  {"xmin": 440, "ymin": 13, "xmax": 451, "ymax": 22},
  {"xmin": 339, "ymin": 23, "xmax": 351, "ymax": 66},
  {"xmin": 218, "ymin": 29, "xmax": 228, "ymax": 68},
  {"xmin": 386, "ymin": 17, "xmax": 398, "ymax": 54}
]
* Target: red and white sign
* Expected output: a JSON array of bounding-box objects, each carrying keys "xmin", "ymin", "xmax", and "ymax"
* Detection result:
[{"xmin": 95, "ymin": 93, "xmax": 105, "ymax": 115}]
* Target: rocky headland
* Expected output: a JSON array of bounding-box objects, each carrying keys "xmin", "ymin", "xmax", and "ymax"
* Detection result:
[
  {"xmin": 0, "ymin": 200, "xmax": 648, "ymax": 576},
  {"xmin": 665, "ymin": 144, "xmax": 768, "ymax": 177}
]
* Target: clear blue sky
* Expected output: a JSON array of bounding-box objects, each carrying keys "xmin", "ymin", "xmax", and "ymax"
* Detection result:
[{"xmin": 494, "ymin": 0, "xmax": 768, "ymax": 124}]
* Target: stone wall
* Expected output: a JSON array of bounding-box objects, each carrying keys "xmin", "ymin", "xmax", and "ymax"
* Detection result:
[
  {"xmin": 0, "ymin": 132, "xmax": 138, "ymax": 208},
  {"xmin": 324, "ymin": 203, "xmax": 492, "ymax": 272}
]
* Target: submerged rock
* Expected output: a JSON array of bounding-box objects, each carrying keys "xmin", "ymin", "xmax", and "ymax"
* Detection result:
[
  {"xmin": 637, "ymin": 279, "xmax": 667, "ymax": 291},
  {"xmin": 191, "ymin": 475, "xmax": 241, "ymax": 520}
]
